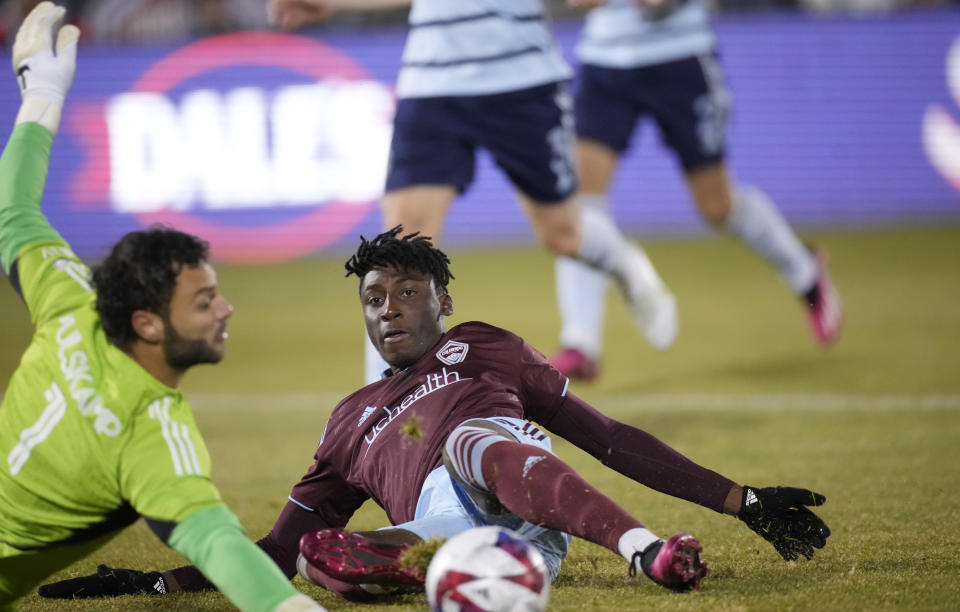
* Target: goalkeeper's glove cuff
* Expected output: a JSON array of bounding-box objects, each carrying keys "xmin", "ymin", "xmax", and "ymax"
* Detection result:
[
  {"xmin": 16, "ymin": 47, "xmax": 76, "ymax": 107},
  {"xmin": 15, "ymin": 97, "xmax": 63, "ymax": 135},
  {"xmin": 16, "ymin": 64, "xmax": 71, "ymax": 105}
]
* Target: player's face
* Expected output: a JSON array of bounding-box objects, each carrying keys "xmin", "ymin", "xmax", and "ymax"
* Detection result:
[
  {"xmin": 361, "ymin": 265, "xmax": 453, "ymax": 369},
  {"xmin": 162, "ymin": 262, "xmax": 234, "ymax": 370}
]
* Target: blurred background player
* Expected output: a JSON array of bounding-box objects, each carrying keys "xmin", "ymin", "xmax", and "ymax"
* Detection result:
[
  {"xmin": 268, "ymin": 0, "xmax": 678, "ymax": 384},
  {"xmin": 0, "ymin": 4, "xmax": 324, "ymax": 611},
  {"xmin": 39, "ymin": 228, "xmax": 831, "ymax": 603},
  {"xmin": 551, "ymin": 0, "xmax": 843, "ymax": 380}
]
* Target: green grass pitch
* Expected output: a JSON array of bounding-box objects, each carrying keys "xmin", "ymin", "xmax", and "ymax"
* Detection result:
[{"xmin": 2, "ymin": 225, "xmax": 959, "ymax": 610}]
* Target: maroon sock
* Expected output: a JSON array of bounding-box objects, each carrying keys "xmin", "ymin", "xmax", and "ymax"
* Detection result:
[{"xmin": 481, "ymin": 440, "xmax": 643, "ymax": 554}]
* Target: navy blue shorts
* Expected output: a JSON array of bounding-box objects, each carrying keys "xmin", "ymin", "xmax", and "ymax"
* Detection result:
[
  {"xmin": 385, "ymin": 83, "xmax": 578, "ymax": 204},
  {"xmin": 574, "ymin": 55, "xmax": 729, "ymax": 171}
]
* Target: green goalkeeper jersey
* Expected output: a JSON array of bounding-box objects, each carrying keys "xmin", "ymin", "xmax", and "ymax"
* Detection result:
[
  {"xmin": 0, "ymin": 123, "xmax": 305, "ymax": 612},
  {"xmin": 0, "ymin": 236, "xmax": 224, "ymax": 548}
]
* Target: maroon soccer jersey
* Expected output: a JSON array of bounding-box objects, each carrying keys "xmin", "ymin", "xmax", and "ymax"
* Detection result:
[
  {"xmin": 167, "ymin": 321, "xmax": 736, "ymax": 589},
  {"xmin": 288, "ymin": 322, "xmax": 569, "ymax": 526}
]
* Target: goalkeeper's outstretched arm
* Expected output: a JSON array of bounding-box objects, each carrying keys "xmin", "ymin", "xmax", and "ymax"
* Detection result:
[
  {"xmin": 0, "ymin": 1, "xmax": 77, "ymax": 281},
  {"xmin": 8, "ymin": 6, "xmax": 328, "ymax": 611}
]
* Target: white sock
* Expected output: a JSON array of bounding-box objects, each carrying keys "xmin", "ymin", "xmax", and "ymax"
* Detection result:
[
  {"xmin": 364, "ymin": 333, "xmax": 390, "ymax": 385},
  {"xmin": 725, "ymin": 185, "xmax": 818, "ymax": 293},
  {"xmin": 556, "ymin": 195, "xmax": 609, "ymax": 357},
  {"xmin": 617, "ymin": 527, "xmax": 662, "ymax": 565},
  {"xmin": 575, "ymin": 199, "xmax": 644, "ymax": 298}
]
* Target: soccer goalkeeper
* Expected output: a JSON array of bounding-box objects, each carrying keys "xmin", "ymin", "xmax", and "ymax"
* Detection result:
[{"xmin": 0, "ymin": 4, "xmax": 325, "ymax": 611}]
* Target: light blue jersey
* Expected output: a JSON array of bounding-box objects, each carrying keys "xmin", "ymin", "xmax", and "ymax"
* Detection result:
[
  {"xmin": 576, "ymin": 0, "xmax": 715, "ymax": 69},
  {"xmin": 397, "ymin": 0, "xmax": 572, "ymax": 98}
]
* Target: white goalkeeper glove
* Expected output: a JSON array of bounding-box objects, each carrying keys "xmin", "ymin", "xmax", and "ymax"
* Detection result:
[{"xmin": 12, "ymin": 1, "xmax": 80, "ymax": 135}]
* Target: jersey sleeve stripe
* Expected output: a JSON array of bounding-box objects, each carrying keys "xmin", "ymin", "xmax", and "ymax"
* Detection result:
[
  {"xmin": 168, "ymin": 416, "xmax": 196, "ymax": 476},
  {"xmin": 178, "ymin": 422, "xmax": 202, "ymax": 475},
  {"xmin": 150, "ymin": 399, "xmax": 185, "ymax": 476}
]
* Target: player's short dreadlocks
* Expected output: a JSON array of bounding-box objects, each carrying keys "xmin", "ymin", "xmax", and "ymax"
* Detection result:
[{"xmin": 345, "ymin": 225, "xmax": 453, "ymax": 293}]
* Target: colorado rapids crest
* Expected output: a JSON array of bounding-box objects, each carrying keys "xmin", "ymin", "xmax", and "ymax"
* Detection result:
[{"xmin": 436, "ymin": 340, "xmax": 468, "ymax": 365}]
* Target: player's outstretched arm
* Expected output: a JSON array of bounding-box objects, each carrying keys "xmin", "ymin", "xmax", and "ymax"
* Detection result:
[
  {"xmin": 539, "ymin": 393, "xmax": 831, "ymax": 559},
  {"xmin": 539, "ymin": 392, "xmax": 739, "ymax": 512},
  {"xmin": 736, "ymin": 486, "xmax": 831, "ymax": 561},
  {"xmin": 0, "ymin": 2, "xmax": 77, "ymax": 279}
]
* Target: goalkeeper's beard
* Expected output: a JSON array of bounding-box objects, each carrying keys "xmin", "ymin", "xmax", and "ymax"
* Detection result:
[{"xmin": 162, "ymin": 317, "xmax": 224, "ymax": 370}]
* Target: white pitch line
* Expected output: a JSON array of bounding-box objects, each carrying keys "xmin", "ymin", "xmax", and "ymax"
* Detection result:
[
  {"xmin": 595, "ymin": 394, "xmax": 960, "ymax": 413},
  {"xmin": 183, "ymin": 393, "xmax": 960, "ymax": 413}
]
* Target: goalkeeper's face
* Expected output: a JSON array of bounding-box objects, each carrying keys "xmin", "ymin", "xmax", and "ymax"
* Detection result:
[
  {"xmin": 361, "ymin": 265, "xmax": 453, "ymax": 370},
  {"xmin": 161, "ymin": 262, "xmax": 234, "ymax": 370}
]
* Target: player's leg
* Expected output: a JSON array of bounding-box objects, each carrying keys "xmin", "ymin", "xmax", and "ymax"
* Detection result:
[
  {"xmin": 689, "ymin": 167, "xmax": 842, "ymax": 345},
  {"xmin": 483, "ymin": 83, "xmax": 675, "ymax": 354},
  {"xmin": 552, "ymin": 62, "xmax": 676, "ymax": 377},
  {"xmin": 655, "ymin": 54, "xmax": 842, "ymax": 345},
  {"xmin": 380, "ymin": 186, "xmax": 458, "ymax": 246},
  {"xmin": 686, "ymin": 162, "xmax": 816, "ymax": 293},
  {"xmin": 362, "ymin": 96, "xmax": 474, "ymax": 383},
  {"xmin": 554, "ymin": 65, "xmax": 633, "ymax": 379},
  {"xmin": 519, "ymin": 191, "xmax": 677, "ymax": 353},
  {"xmin": 443, "ymin": 418, "xmax": 708, "ymax": 591},
  {"xmin": 550, "ymin": 146, "xmax": 613, "ymax": 379},
  {"xmin": 578, "ymin": 139, "xmax": 620, "ymax": 196}
]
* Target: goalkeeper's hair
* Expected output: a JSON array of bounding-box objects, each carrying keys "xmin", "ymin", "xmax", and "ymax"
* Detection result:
[
  {"xmin": 93, "ymin": 225, "xmax": 209, "ymax": 349},
  {"xmin": 345, "ymin": 225, "xmax": 453, "ymax": 294}
]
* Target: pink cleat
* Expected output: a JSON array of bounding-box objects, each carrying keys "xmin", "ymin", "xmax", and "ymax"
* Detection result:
[
  {"xmin": 298, "ymin": 529, "xmax": 425, "ymax": 588},
  {"xmin": 297, "ymin": 553, "xmax": 380, "ymax": 602},
  {"xmin": 631, "ymin": 533, "xmax": 709, "ymax": 592},
  {"xmin": 805, "ymin": 249, "xmax": 843, "ymax": 346},
  {"xmin": 549, "ymin": 348, "xmax": 599, "ymax": 382}
]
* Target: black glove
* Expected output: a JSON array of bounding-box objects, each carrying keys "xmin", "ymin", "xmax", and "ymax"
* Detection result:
[
  {"xmin": 737, "ymin": 486, "xmax": 831, "ymax": 561},
  {"xmin": 38, "ymin": 564, "xmax": 169, "ymax": 599}
]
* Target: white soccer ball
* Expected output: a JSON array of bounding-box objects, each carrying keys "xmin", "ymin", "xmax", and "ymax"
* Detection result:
[{"xmin": 425, "ymin": 526, "xmax": 550, "ymax": 612}]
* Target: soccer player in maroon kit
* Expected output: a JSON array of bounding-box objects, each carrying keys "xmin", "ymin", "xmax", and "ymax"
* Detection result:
[{"xmin": 39, "ymin": 227, "xmax": 830, "ymax": 602}]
